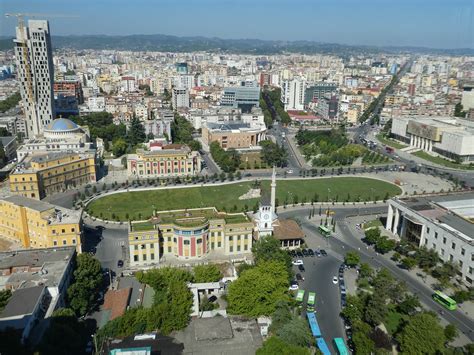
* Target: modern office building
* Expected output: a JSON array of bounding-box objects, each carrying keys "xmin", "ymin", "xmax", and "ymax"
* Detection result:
[
  {"xmin": 0, "ymin": 195, "xmax": 82, "ymax": 251},
  {"xmin": 317, "ymin": 95, "xmax": 339, "ymax": 121},
  {"xmin": 281, "ymin": 77, "xmax": 306, "ymax": 111},
  {"xmin": 304, "ymin": 82, "xmax": 337, "ymax": 105},
  {"xmin": 14, "ymin": 20, "xmax": 55, "ymax": 138},
  {"xmin": 128, "ymin": 208, "xmax": 254, "ymax": 267},
  {"xmin": 53, "ymin": 78, "xmax": 84, "ymax": 104},
  {"xmin": 386, "ymin": 193, "xmax": 474, "ymax": 285},
  {"xmin": 390, "ymin": 116, "xmax": 474, "ymax": 164},
  {"xmin": 461, "ymin": 83, "xmax": 474, "ymax": 111},
  {"xmin": 202, "ymin": 122, "xmax": 267, "ymax": 150},
  {"xmin": 10, "ymin": 151, "xmax": 96, "ymax": 199},
  {"xmin": 172, "ymin": 87, "xmax": 190, "ymax": 109},
  {"xmin": 220, "ymin": 81, "xmax": 260, "ymax": 113},
  {"xmin": 176, "ymin": 62, "xmax": 188, "ymax": 74},
  {"xmin": 127, "ymin": 143, "xmax": 201, "ymax": 178}
]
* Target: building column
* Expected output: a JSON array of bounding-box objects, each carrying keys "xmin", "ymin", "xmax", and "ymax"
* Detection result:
[
  {"xmin": 410, "ymin": 135, "xmax": 414, "ymax": 146},
  {"xmin": 386, "ymin": 205, "xmax": 394, "ymax": 232},
  {"xmin": 393, "ymin": 208, "xmax": 400, "ymax": 236},
  {"xmin": 428, "ymin": 140, "xmax": 433, "ymax": 152}
]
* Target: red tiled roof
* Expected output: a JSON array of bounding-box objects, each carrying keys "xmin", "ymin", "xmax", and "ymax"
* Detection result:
[
  {"xmin": 103, "ymin": 288, "xmax": 131, "ymax": 321},
  {"xmin": 273, "ymin": 219, "xmax": 305, "ymax": 240}
]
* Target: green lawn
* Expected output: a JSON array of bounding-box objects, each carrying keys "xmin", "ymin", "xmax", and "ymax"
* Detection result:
[
  {"xmin": 87, "ymin": 177, "xmax": 402, "ymax": 221},
  {"xmin": 413, "ymin": 151, "xmax": 474, "ymax": 170},
  {"xmin": 363, "ymin": 219, "xmax": 383, "ymax": 230},
  {"xmin": 376, "ymin": 134, "xmax": 407, "ymax": 149}
]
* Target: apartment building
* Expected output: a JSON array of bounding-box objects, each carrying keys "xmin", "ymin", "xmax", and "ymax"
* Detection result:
[
  {"xmin": 0, "ymin": 196, "xmax": 82, "ymax": 252},
  {"xmin": 128, "ymin": 208, "xmax": 254, "ymax": 267},
  {"xmin": 10, "ymin": 152, "xmax": 96, "ymax": 200}
]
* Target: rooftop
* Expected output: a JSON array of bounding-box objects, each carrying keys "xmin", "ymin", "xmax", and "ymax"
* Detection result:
[
  {"xmin": 0, "ymin": 285, "xmax": 44, "ymax": 318},
  {"xmin": 44, "ymin": 118, "xmax": 79, "ymax": 132},
  {"xmin": 273, "ymin": 219, "xmax": 305, "ymax": 241}
]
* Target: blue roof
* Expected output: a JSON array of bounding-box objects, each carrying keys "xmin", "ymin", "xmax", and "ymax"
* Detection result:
[{"xmin": 45, "ymin": 118, "xmax": 79, "ymax": 131}]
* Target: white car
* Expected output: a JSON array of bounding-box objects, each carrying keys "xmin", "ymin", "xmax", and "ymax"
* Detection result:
[
  {"xmin": 332, "ymin": 276, "xmax": 338, "ymax": 284},
  {"xmin": 286, "ymin": 170, "xmax": 294, "ymax": 174},
  {"xmin": 292, "ymin": 260, "xmax": 304, "ymax": 266},
  {"xmin": 289, "ymin": 282, "xmax": 299, "ymax": 291}
]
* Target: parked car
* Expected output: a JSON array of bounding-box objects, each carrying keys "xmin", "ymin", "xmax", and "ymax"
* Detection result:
[
  {"xmin": 290, "ymin": 250, "xmax": 297, "ymax": 257},
  {"xmin": 314, "ymin": 249, "xmax": 321, "ymax": 257},
  {"xmin": 289, "ymin": 281, "xmax": 299, "ymax": 291},
  {"xmin": 117, "ymin": 259, "xmax": 124, "ymax": 268},
  {"xmin": 308, "ymin": 249, "xmax": 315, "ymax": 257},
  {"xmin": 320, "ymin": 249, "xmax": 328, "ymax": 256},
  {"xmin": 302, "ymin": 249, "xmax": 309, "ymax": 257},
  {"xmin": 298, "ymin": 264, "xmax": 306, "ymax": 272},
  {"xmin": 296, "ymin": 250, "xmax": 304, "ymax": 257},
  {"xmin": 292, "ymin": 259, "xmax": 304, "ymax": 265},
  {"xmin": 332, "ymin": 276, "xmax": 338, "ymax": 284},
  {"xmin": 208, "ymin": 295, "xmax": 217, "ymax": 303},
  {"xmin": 296, "ymin": 273, "xmax": 304, "ymax": 281}
]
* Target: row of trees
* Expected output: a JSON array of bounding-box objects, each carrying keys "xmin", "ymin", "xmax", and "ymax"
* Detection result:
[
  {"xmin": 209, "ymin": 141, "xmax": 241, "ymax": 172},
  {"xmin": 97, "ymin": 264, "xmax": 222, "ymax": 344},
  {"xmin": 341, "ymin": 262, "xmax": 464, "ymax": 354},
  {"xmin": 0, "ymin": 92, "xmax": 21, "ymax": 113},
  {"xmin": 260, "ymin": 140, "xmax": 288, "ymax": 167},
  {"xmin": 265, "ymin": 88, "xmax": 291, "ymax": 125},
  {"xmin": 171, "ymin": 114, "xmax": 201, "ymax": 151}
]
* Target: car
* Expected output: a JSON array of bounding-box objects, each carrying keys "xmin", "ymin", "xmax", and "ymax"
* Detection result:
[
  {"xmin": 292, "ymin": 259, "xmax": 304, "ymax": 265},
  {"xmin": 289, "ymin": 281, "xmax": 299, "ymax": 291},
  {"xmin": 117, "ymin": 260, "xmax": 124, "ymax": 268},
  {"xmin": 298, "ymin": 264, "xmax": 305, "ymax": 272},
  {"xmin": 207, "ymin": 295, "xmax": 217, "ymax": 303},
  {"xmin": 290, "ymin": 250, "xmax": 297, "ymax": 257},
  {"xmin": 302, "ymin": 249, "xmax": 309, "ymax": 257},
  {"xmin": 286, "ymin": 169, "xmax": 294, "ymax": 174},
  {"xmin": 332, "ymin": 276, "xmax": 338, "ymax": 284},
  {"xmin": 296, "ymin": 250, "xmax": 304, "ymax": 257},
  {"xmin": 296, "ymin": 273, "xmax": 304, "ymax": 281},
  {"xmin": 308, "ymin": 249, "xmax": 315, "ymax": 257},
  {"xmin": 340, "ymin": 285, "xmax": 347, "ymax": 294},
  {"xmin": 320, "ymin": 249, "xmax": 328, "ymax": 256},
  {"xmin": 314, "ymin": 249, "xmax": 321, "ymax": 257}
]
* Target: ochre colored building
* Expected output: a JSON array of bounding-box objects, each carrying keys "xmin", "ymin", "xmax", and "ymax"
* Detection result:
[
  {"xmin": 0, "ymin": 195, "xmax": 82, "ymax": 252},
  {"xmin": 10, "ymin": 152, "xmax": 96, "ymax": 200},
  {"xmin": 128, "ymin": 208, "xmax": 254, "ymax": 267}
]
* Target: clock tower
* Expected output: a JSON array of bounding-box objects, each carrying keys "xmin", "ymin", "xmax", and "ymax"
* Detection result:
[{"xmin": 254, "ymin": 166, "xmax": 278, "ymax": 237}]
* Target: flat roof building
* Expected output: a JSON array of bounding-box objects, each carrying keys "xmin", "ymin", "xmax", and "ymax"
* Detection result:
[
  {"xmin": 220, "ymin": 81, "xmax": 260, "ymax": 113},
  {"xmin": 386, "ymin": 193, "xmax": 473, "ymax": 285},
  {"xmin": 202, "ymin": 121, "xmax": 266, "ymax": 150}
]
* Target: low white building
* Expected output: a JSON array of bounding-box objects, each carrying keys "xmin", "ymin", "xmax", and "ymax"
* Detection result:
[
  {"xmin": 390, "ymin": 116, "xmax": 474, "ymax": 164},
  {"xmin": 386, "ymin": 193, "xmax": 473, "ymax": 286}
]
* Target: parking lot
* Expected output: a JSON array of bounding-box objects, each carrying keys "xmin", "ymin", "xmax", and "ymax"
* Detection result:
[{"xmin": 287, "ymin": 247, "xmax": 349, "ymax": 352}]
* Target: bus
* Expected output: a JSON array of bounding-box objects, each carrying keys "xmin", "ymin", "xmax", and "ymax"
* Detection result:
[
  {"xmin": 432, "ymin": 291, "xmax": 457, "ymax": 310},
  {"xmin": 316, "ymin": 338, "xmax": 331, "ymax": 355},
  {"xmin": 318, "ymin": 225, "xmax": 331, "ymax": 237},
  {"xmin": 306, "ymin": 312, "xmax": 322, "ymax": 338},
  {"xmin": 333, "ymin": 337, "xmax": 349, "ymax": 355},
  {"xmin": 307, "ymin": 292, "xmax": 316, "ymax": 312},
  {"xmin": 296, "ymin": 290, "xmax": 305, "ymax": 308}
]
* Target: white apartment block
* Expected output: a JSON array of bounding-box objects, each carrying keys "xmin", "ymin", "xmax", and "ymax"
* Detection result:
[
  {"xmin": 281, "ymin": 77, "xmax": 306, "ymax": 111},
  {"xmin": 386, "ymin": 194, "xmax": 474, "ymax": 286},
  {"xmin": 14, "ymin": 20, "xmax": 55, "ymax": 138},
  {"xmin": 172, "ymin": 87, "xmax": 190, "ymax": 109}
]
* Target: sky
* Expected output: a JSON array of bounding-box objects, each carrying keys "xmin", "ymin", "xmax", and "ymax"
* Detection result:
[{"xmin": 1, "ymin": 0, "xmax": 473, "ymax": 49}]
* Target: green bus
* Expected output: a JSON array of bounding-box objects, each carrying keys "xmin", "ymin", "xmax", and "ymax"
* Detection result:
[
  {"xmin": 296, "ymin": 289, "xmax": 305, "ymax": 308},
  {"xmin": 318, "ymin": 225, "xmax": 331, "ymax": 237},
  {"xmin": 307, "ymin": 292, "xmax": 316, "ymax": 312},
  {"xmin": 432, "ymin": 291, "xmax": 457, "ymax": 310},
  {"xmin": 333, "ymin": 337, "xmax": 348, "ymax": 355}
]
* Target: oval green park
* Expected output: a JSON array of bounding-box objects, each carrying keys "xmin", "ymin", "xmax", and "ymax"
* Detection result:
[{"xmin": 86, "ymin": 177, "xmax": 402, "ymax": 221}]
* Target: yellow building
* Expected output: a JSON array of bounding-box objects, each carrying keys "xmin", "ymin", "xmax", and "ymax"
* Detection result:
[
  {"xmin": 128, "ymin": 208, "xmax": 254, "ymax": 267},
  {"xmin": 127, "ymin": 144, "xmax": 201, "ymax": 178},
  {"xmin": 0, "ymin": 195, "xmax": 82, "ymax": 252},
  {"xmin": 10, "ymin": 152, "xmax": 96, "ymax": 200}
]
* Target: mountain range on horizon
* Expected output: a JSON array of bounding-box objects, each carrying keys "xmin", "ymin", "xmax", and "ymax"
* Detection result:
[{"xmin": 0, "ymin": 33, "xmax": 472, "ymax": 56}]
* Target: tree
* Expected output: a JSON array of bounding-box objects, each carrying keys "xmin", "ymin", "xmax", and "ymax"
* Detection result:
[
  {"xmin": 341, "ymin": 295, "xmax": 364, "ymax": 323},
  {"xmin": 193, "ymin": 264, "xmax": 222, "ymax": 283},
  {"xmin": 397, "ymin": 312, "xmax": 445, "ymax": 355},
  {"xmin": 256, "ymin": 336, "xmax": 310, "ymax": 355},
  {"xmin": 276, "ymin": 317, "xmax": 313, "ymax": 347},
  {"xmin": 364, "ymin": 294, "xmax": 388, "ymax": 326},
  {"xmin": 401, "ymin": 257, "xmax": 417, "ymax": 270},
  {"xmin": 260, "ymin": 140, "xmax": 288, "ymax": 167},
  {"xmin": 359, "ymin": 263, "xmax": 373, "ymax": 279},
  {"xmin": 112, "ymin": 137, "xmax": 128, "ymax": 157},
  {"xmin": 353, "ymin": 330, "xmax": 375, "ymax": 355},
  {"xmin": 397, "ymin": 294, "xmax": 420, "ymax": 315},
  {"xmin": 344, "ymin": 251, "xmax": 360, "ymax": 267},
  {"xmin": 270, "ymin": 301, "xmax": 292, "ymax": 333},
  {"xmin": 370, "ymin": 328, "xmax": 392, "ymax": 350},
  {"xmin": 67, "ymin": 254, "xmax": 103, "ymax": 316},
  {"xmin": 227, "ymin": 261, "xmax": 288, "ymax": 317},
  {"xmin": 375, "ymin": 236, "xmax": 396, "ymax": 254},
  {"xmin": 0, "ymin": 289, "xmax": 11, "ymax": 312},
  {"xmin": 364, "ymin": 227, "xmax": 381, "ymax": 245},
  {"xmin": 252, "ymin": 236, "xmax": 292, "ymax": 272},
  {"xmin": 454, "ymin": 103, "xmax": 466, "ymax": 118},
  {"xmin": 444, "ymin": 324, "xmax": 458, "ymax": 343},
  {"xmin": 127, "ymin": 115, "xmax": 146, "ymax": 146}
]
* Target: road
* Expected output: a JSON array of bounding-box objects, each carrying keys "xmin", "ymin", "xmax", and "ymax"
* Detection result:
[{"xmin": 279, "ymin": 206, "xmax": 474, "ymax": 343}]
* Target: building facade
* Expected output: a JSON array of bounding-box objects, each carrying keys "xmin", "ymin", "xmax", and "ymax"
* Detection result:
[
  {"xmin": 220, "ymin": 81, "xmax": 260, "ymax": 113},
  {"xmin": 10, "ymin": 151, "xmax": 96, "ymax": 199},
  {"xmin": 202, "ymin": 122, "xmax": 266, "ymax": 150},
  {"xmin": 172, "ymin": 87, "xmax": 190, "ymax": 109},
  {"xmin": 14, "ymin": 20, "xmax": 55, "ymax": 138},
  {"xmin": 281, "ymin": 77, "xmax": 306, "ymax": 111},
  {"xmin": 128, "ymin": 208, "xmax": 254, "ymax": 267},
  {"xmin": 127, "ymin": 144, "xmax": 201, "ymax": 178},
  {"xmin": 0, "ymin": 196, "xmax": 82, "ymax": 251},
  {"xmin": 390, "ymin": 116, "xmax": 474, "ymax": 164},
  {"xmin": 304, "ymin": 82, "xmax": 337, "ymax": 105},
  {"xmin": 386, "ymin": 194, "xmax": 473, "ymax": 286}
]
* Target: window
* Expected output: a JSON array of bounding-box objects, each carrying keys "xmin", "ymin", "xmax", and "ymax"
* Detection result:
[
  {"xmin": 452, "ymin": 242, "xmax": 456, "ymax": 250},
  {"xmin": 62, "ymin": 229, "xmax": 65, "ymax": 233},
  {"xmin": 237, "ymin": 245, "xmax": 241, "ymax": 252},
  {"xmin": 52, "ymin": 229, "xmax": 56, "ymax": 234},
  {"xmin": 72, "ymin": 239, "xmax": 76, "ymax": 244},
  {"xmin": 134, "ymin": 255, "xmax": 138, "ymax": 262},
  {"xmin": 143, "ymin": 254, "xmax": 147, "ymax": 261},
  {"xmin": 443, "ymin": 237, "xmax": 446, "ymax": 244},
  {"xmin": 53, "ymin": 240, "xmax": 57, "ymax": 246},
  {"xmin": 459, "ymin": 261, "xmax": 463, "ymax": 268},
  {"xmin": 435, "ymin": 232, "xmax": 438, "ymax": 239},
  {"xmin": 141, "ymin": 244, "xmax": 146, "ymax": 249},
  {"xmin": 211, "ymin": 243, "xmax": 214, "ymax": 249},
  {"xmin": 229, "ymin": 236, "xmax": 233, "ymax": 241},
  {"xmin": 196, "ymin": 239, "xmax": 202, "ymax": 244},
  {"xmin": 150, "ymin": 253, "xmax": 155, "ymax": 260},
  {"xmin": 469, "ymin": 267, "xmax": 473, "ymax": 275},
  {"xmin": 432, "ymin": 243, "xmax": 436, "ymax": 249},
  {"xmin": 461, "ymin": 248, "xmax": 465, "ymax": 256},
  {"xmin": 168, "ymin": 246, "xmax": 172, "ymax": 253},
  {"xmin": 426, "ymin": 227, "xmax": 430, "ymax": 234},
  {"xmin": 184, "ymin": 240, "xmax": 190, "ymax": 245},
  {"xmin": 449, "ymin": 254, "xmax": 453, "ymax": 262},
  {"xmin": 62, "ymin": 240, "xmax": 67, "ymax": 245},
  {"xmin": 244, "ymin": 244, "xmax": 248, "ymax": 251},
  {"xmin": 218, "ymin": 242, "xmax": 221, "ymax": 248},
  {"xmin": 229, "ymin": 246, "xmax": 233, "ymax": 252},
  {"xmin": 71, "ymin": 228, "xmax": 75, "ymax": 232}
]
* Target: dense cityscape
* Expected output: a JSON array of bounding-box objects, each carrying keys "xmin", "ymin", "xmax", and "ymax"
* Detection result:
[{"xmin": 0, "ymin": 4, "xmax": 473, "ymax": 355}]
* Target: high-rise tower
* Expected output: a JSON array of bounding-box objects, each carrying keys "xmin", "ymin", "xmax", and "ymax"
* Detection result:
[{"xmin": 14, "ymin": 20, "xmax": 55, "ymax": 138}]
